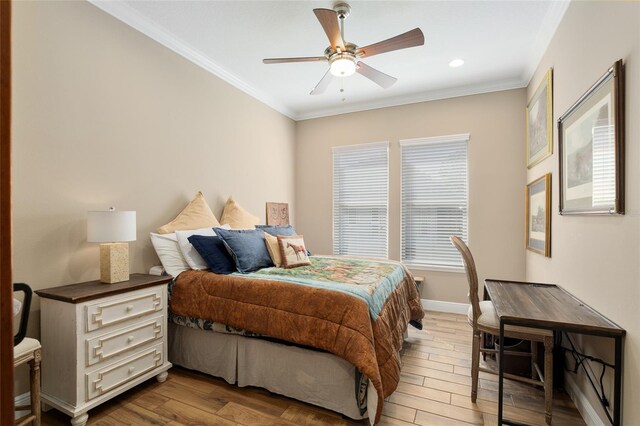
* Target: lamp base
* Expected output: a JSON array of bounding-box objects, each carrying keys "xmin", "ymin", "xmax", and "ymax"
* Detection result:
[{"xmin": 99, "ymin": 243, "xmax": 130, "ymax": 284}]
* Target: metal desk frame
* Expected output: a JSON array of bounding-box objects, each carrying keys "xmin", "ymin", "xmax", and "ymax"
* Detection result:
[{"xmin": 484, "ymin": 279, "xmax": 625, "ymax": 426}]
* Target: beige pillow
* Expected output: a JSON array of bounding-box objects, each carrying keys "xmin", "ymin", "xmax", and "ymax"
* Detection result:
[
  {"xmin": 264, "ymin": 233, "xmax": 282, "ymax": 267},
  {"xmin": 220, "ymin": 196, "xmax": 260, "ymax": 229},
  {"xmin": 156, "ymin": 192, "xmax": 220, "ymax": 234}
]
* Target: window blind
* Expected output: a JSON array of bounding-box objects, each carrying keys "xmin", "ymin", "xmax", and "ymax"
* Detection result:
[
  {"xmin": 333, "ymin": 142, "xmax": 389, "ymax": 258},
  {"xmin": 401, "ymin": 134, "xmax": 469, "ymax": 270}
]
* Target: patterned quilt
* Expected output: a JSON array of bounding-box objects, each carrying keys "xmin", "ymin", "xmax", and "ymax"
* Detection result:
[{"xmin": 169, "ymin": 256, "xmax": 424, "ymax": 423}]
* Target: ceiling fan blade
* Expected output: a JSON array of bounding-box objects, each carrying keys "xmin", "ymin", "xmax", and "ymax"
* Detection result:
[
  {"xmin": 263, "ymin": 56, "xmax": 327, "ymax": 64},
  {"xmin": 313, "ymin": 8, "xmax": 345, "ymax": 51},
  {"xmin": 310, "ymin": 69, "xmax": 333, "ymax": 95},
  {"xmin": 356, "ymin": 62, "xmax": 397, "ymax": 89},
  {"xmin": 356, "ymin": 28, "xmax": 424, "ymax": 58}
]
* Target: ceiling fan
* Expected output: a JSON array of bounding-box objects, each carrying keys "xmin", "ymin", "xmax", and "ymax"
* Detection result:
[{"xmin": 262, "ymin": 3, "xmax": 425, "ymax": 95}]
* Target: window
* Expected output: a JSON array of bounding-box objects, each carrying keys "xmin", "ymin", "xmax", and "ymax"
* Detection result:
[
  {"xmin": 401, "ymin": 134, "xmax": 469, "ymax": 270},
  {"xmin": 333, "ymin": 142, "xmax": 389, "ymax": 258}
]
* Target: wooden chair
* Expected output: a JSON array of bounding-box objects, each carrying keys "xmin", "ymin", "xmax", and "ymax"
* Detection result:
[
  {"xmin": 13, "ymin": 283, "xmax": 41, "ymax": 426},
  {"xmin": 450, "ymin": 236, "xmax": 554, "ymax": 425}
]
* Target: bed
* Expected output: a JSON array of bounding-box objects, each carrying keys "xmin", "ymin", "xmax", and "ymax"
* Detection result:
[{"xmin": 167, "ymin": 255, "xmax": 424, "ymax": 424}]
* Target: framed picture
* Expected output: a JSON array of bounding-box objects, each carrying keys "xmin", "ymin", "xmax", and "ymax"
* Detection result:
[
  {"xmin": 558, "ymin": 60, "xmax": 624, "ymax": 215},
  {"xmin": 526, "ymin": 68, "xmax": 553, "ymax": 168},
  {"xmin": 526, "ymin": 174, "xmax": 551, "ymax": 257},
  {"xmin": 266, "ymin": 202, "xmax": 289, "ymax": 226}
]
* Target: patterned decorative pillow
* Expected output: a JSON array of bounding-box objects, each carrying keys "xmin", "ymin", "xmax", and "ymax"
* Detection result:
[
  {"xmin": 277, "ymin": 235, "xmax": 311, "ymax": 269},
  {"xmin": 188, "ymin": 235, "xmax": 236, "ymax": 275},
  {"xmin": 214, "ymin": 228, "xmax": 274, "ymax": 273},
  {"xmin": 219, "ymin": 196, "xmax": 260, "ymax": 229},
  {"xmin": 264, "ymin": 233, "xmax": 282, "ymax": 267},
  {"xmin": 156, "ymin": 192, "xmax": 220, "ymax": 234}
]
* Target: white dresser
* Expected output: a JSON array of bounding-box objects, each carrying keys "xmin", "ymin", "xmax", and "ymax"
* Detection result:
[{"xmin": 36, "ymin": 274, "xmax": 173, "ymax": 426}]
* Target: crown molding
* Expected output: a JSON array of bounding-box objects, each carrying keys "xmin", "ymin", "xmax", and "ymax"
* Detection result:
[
  {"xmin": 295, "ymin": 78, "xmax": 526, "ymax": 121},
  {"xmin": 522, "ymin": 0, "xmax": 571, "ymax": 86},
  {"xmin": 88, "ymin": 0, "xmax": 297, "ymax": 120},
  {"xmin": 89, "ymin": 0, "xmax": 566, "ymax": 122}
]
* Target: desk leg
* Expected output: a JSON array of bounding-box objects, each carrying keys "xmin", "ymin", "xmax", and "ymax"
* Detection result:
[
  {"xmin": 498, "ymin": 321, "xmax": 505, "ymax": 425},
  {"xmin": 613, "ymin": 336, "xmax": 623, "ymax": 426}
]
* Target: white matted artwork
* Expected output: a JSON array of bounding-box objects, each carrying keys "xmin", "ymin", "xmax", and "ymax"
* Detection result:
[
  {"xmin": 559, "ymin": 59, "xmax": 624, "ymax": 215},
  {"xmin": 526, "ymin": 174, "xmax": 551, "ymax": 257},
  {"xmin": 526, "ymin": 68, "xmax": 553, "ymax": 168}
]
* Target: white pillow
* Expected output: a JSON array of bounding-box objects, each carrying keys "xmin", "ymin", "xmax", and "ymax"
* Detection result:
[
  {"xmin": 150, "ymin": 232, "xmax": 190, "ymax": 278},
  {"xmin": 175, "ymin": 224, "xmax": 231, "ymax": 270}
]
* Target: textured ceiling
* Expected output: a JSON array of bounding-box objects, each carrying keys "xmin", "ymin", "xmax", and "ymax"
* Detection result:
[{"xmin": 91, "ymin": 1, "xmax": 569, "ymax": 120}]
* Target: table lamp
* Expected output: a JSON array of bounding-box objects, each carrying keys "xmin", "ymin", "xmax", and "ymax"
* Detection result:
[{"xmin": 87, "ymin": 208, "xmax": 136, "ymax": 283}]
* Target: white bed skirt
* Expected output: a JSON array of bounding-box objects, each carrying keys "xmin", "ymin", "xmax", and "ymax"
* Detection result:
[{"xmin": 168, "ymin": 323, "xmax": 371, "ymax": 420}]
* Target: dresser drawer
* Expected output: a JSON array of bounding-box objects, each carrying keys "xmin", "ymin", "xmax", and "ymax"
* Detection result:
[
  {"xmin": 86, "ymin": 317, "xmax": 163, "ymax": 367},
  {"xmin": 86, "ymin": 344, "xmax": 163, "ymax": 401},
  {"xmin": 85, "ymin": 288, "xmax": 163, "ymax": 332}
]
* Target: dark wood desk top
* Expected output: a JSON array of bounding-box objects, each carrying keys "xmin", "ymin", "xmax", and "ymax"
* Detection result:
[
  {"xmin": 36, "ymin": 274, "xmax": 172, "ymax": 304},
  {"xmin": 485, "ymin": 279, "xmax": 625, "ymax": 337}
]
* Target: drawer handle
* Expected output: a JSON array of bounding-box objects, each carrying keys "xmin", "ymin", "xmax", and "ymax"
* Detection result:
[
  {"xmin": 92, "ymin": 313, "xmax": 103, "ymax": 326},
  {"xmin": 128, "ymin": 366, "xmax": 135, "ymax": 375},
  {"xmin": 125, "ymin": 305, "xmax": 134, "ymax": 312}
]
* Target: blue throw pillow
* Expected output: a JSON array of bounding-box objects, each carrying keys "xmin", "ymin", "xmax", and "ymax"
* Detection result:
[
  {"xmin": 188, "ymin": 235, "xmax": 236, "ymax": 275},
  {"xmin": 213, "ymin": 228, "xmax": 274, "ymax": 273},
  {"xmin": 256, "ymin": 225, "xmax": 311, "ymax": 255},
  {"xmin": 256, "ymin": 224, "xmax": 296, "ymax": 236}
]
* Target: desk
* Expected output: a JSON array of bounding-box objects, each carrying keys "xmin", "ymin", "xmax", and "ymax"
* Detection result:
[{"xmin": 484, "ymin": 279, "xmax": 625, "ymax": 426}]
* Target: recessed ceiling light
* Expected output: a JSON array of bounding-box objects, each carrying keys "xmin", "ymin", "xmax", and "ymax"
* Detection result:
[{"xmin": 449, "ymin": 59, "xmax": 465, "ymax": 68}]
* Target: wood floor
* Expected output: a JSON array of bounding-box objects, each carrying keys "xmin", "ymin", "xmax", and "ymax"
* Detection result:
[{"xmin": 42, "ymin": 311, "xmax": 585, "ymax": 426}]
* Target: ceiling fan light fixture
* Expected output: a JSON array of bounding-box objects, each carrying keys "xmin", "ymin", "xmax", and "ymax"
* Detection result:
[{"xmin": 330, "ymin": 54, "xmax": 357, "ymax": 77}]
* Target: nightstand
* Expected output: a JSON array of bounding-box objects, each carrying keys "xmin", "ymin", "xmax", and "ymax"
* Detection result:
[
  {"xmin": 414, "ymin": 275, "xmax": 425, "ymax": 293},
  {"xmin": 36, "ymin": 274, "xmax": 173, "ymax": 426}
]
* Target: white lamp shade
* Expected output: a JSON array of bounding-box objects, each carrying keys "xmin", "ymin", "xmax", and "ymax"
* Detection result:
[{"xmin": 87, "ymin": 210, "xmax": 137, "ymax": 243}]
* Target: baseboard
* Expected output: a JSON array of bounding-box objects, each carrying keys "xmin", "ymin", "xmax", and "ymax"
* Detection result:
[
  {"xmin": 564, "ymin": 372, "xmax": 605, "ymax": 426},
  {"xmin": 14, "ymin": 392, "xmax": 30, "ymax": 419},
  {"xmin": 421, "ymin": 298, "xmax": 470, "ymax": 315}
]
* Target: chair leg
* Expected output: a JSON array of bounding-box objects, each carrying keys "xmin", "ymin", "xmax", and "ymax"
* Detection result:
[
  {"xmin": 471, "ymin": 331, "xmax": 480, "ymax": 403},
  {"xmin": 30, "ymin": 348, "xmax": 42, "ymax": 426},
  {"xmin": 543, "ymin": 337, "xmax": 553, "ymax": 425},
  {"xmin": 531, "ymin": 340, "xmax": 539, "ymax": 380}
]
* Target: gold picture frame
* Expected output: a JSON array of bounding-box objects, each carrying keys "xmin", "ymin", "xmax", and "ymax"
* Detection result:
[
  {"xmin": 526, "ymin": 174, "xmax": 551, "ymax": 257},
  {"xmin": 526, "ymin": 68, "xmax": 553, "ymax": 168}
]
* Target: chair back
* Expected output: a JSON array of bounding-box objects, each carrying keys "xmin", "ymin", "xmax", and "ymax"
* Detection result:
[
  {"xmin": 450, "ymin": 236, "xmax": 481, "ymax": 328},
  {"xmin": 13, "ymin": 283, "xmax": 32, "ymax": 346}
]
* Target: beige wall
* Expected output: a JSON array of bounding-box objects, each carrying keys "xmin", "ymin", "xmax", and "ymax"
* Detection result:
[
  {"xmin": 12, "ymin": 1, "xmax": 295, "ymax": 393},
  {"xmin": 525, "ymin": 2, "xmax": 640, "ymax": 424},
  {"xmin": 295, "ymin": 89, "xmax": 526, "ymax": 303}
]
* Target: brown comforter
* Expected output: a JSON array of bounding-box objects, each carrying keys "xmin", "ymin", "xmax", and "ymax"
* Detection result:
[{"xmin": 170, "ymin": 260, "xmax": 424, "ymax": 423}]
